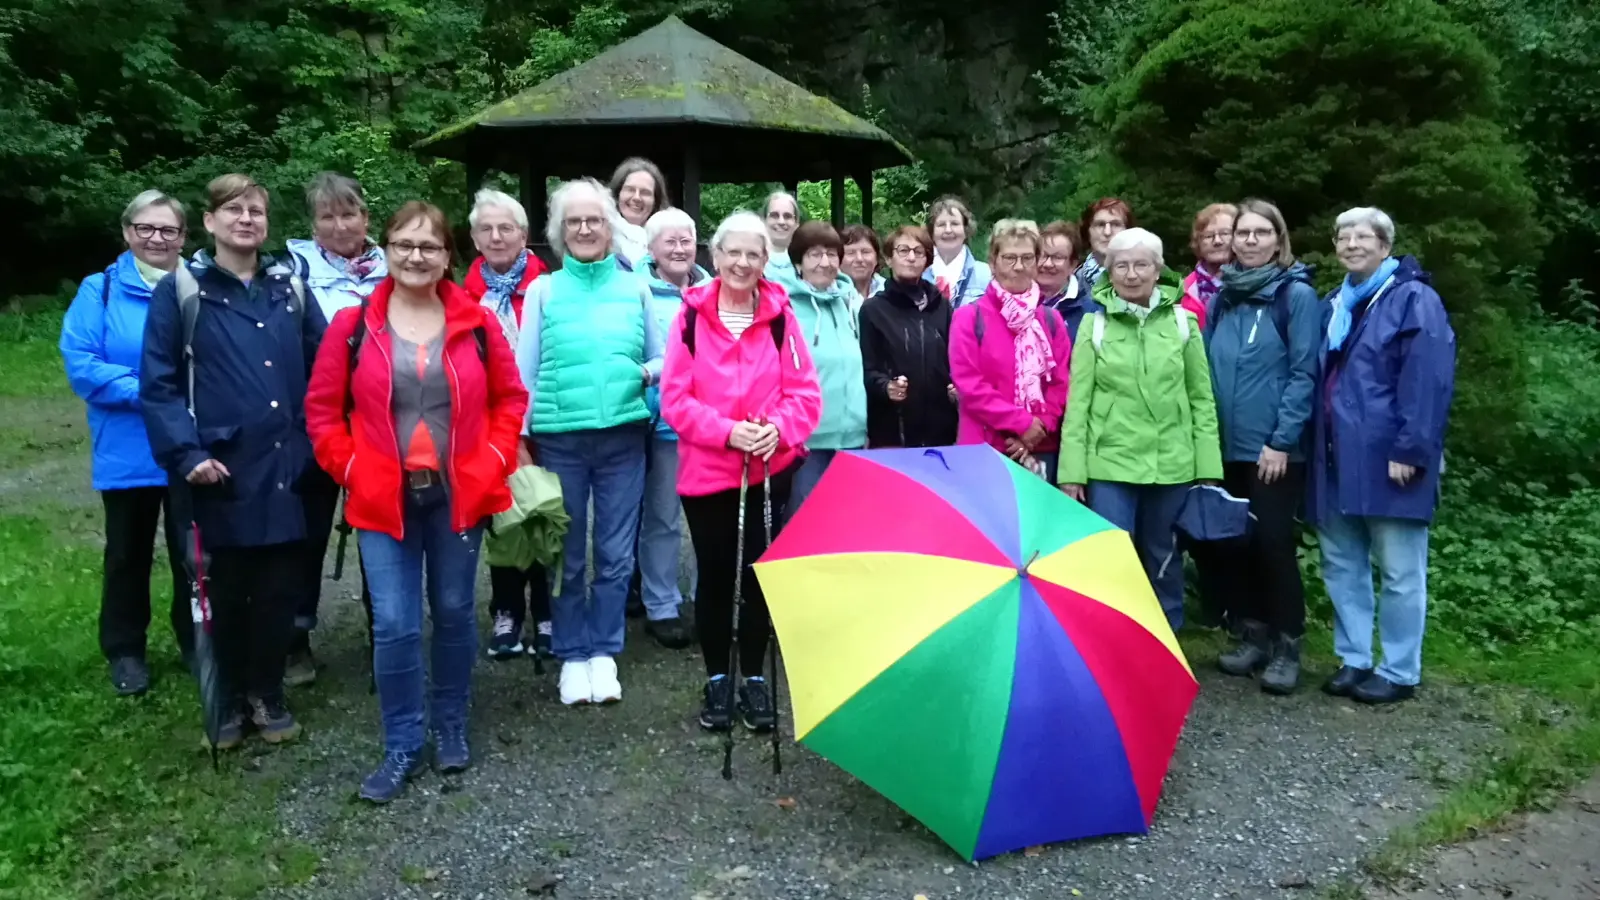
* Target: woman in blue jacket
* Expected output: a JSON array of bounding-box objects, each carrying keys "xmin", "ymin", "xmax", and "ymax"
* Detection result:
[
  {"xmin": 1309, "ymin": 207, "xmax": 1455, "ymax": 705},
  {"xmin": 61, "ymin": 190, "xmax": 194, "ymax": 697},
  {"xmin": 1193, "ymin": 199, "xmax": 1322, "ymax": 695}
]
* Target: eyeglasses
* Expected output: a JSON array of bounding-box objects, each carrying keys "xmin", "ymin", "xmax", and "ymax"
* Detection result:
[
  {"xmin": 389, "ymin": 241, "xmax": 446, "ymax": 260},
  {"xmin": 719, "ymin": 249, "xmax": 766, "ymax": 265},
  {"xmin": 1112, "ymin": 260, "xmax": 1156, "ymax": 275},
  {"xmin": 473, "ymin": 223, "xmax": 522, "ymax": 238},
  {"xmin": 997, "ymin": 253, "xmax": 1037, "ymax": 269},
  {"xmin": 767, "ymin": 211, "xmax": 798, "ymax": 223},
  {"xmin": 891, "ymin": 245, "xmax": 926, "ymax": 260},
  {"xmin": 659, "ymin": 237, "xmax": 695, "ymax": 251},
  {"xmin": 132, "ymin": 224, "xmax": 183, "ymax": 241},
  {"xmin": 563, "ymin": 216, "xmax": 604, "ymax": 232},
  {"xmin": 218, "ymin": 203, "xmax": 266, "ymax": 220},
  {"xmin": 1235, "ymin": 227, "xmax": 1275, "ymax": 241},
  {"xmin": 1337, "ymin": 230, "xmax": 1381, "ymax": 246},
  {"xmin": 1039, "ymin": 253, "xmax": 1072, "ymax": 265},
  {"xmin": 1202, "ymin": 230, "xmax": 1233, "ymax": 243}
]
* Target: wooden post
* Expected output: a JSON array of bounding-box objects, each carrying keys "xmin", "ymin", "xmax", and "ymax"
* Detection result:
[
  {"xmin": 465, "ymin": 163, "xmax": 487, "ymax": 198},
  {"xmin": 782, "ymin": 180, "xmax": 800, "ymax": 204},
  {"xmin": 682, "ymin": 146, "xmax": 702, "ymax": 231},
  {"xmin": 857, "ymin": 170, "xmax": 875, "ymax": 230},
  {"xmin": 520, "ymin": 161, "xmax": 551, "ymax": 265},
  {"xmin": 830, "ymin": 173, "xmax": 846, "ymax": 230}
]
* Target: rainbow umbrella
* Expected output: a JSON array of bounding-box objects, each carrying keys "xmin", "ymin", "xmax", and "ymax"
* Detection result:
[{"xmin": 754, "ymin": 445, "xmax": 1198, "ymax": 860}]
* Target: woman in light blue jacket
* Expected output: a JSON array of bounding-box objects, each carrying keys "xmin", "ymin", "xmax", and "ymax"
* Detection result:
[
  {"xmin": 59, "ymin": 190, "xmax": 193, "ymax": 697},
  {"xmin": 636, "ymin": 208, "xmax": 706, "ymax": 651},
  {"xmin": 282, "ymin": 171, "xmax": 388, "ymax": 684}
]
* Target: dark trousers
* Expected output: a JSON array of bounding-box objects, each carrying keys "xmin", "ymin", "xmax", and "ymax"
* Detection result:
[
  {"xmin": 681, "ymin": 464, "xmax": 793, "ymax": 679},
  {"xmin": 296, "ymin": 473, "xmax": 340, "ymax": 631},
  {"xmin": 100, "ymin": 487, "xmax": 192, "ymax": 662},
  {"xmin": 488, "ymin": 563, "xmax": 551, "ymax": 626},
  {"xmin": 208, "ymin": 541, "xmax": 304, "ymax": 702},
  {"xmin": 1192, "ymin": 461, "xmax": 1307, "ymax": 637}
]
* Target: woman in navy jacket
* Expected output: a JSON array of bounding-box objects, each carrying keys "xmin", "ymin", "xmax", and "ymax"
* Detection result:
[
  {"xmin": 60, "ymin": 190, "xmax": 194, "ymax": 697},
  {"xmin": 1309, "ymin": 207, "xmax": 1455, "ymax": 705},
  {"xmin": 141, "ymin": 174, "xmax": 327, "ymax": 749}
]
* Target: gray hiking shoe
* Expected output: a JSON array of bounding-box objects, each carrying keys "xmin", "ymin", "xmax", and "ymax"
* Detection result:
[
  {"xmin": 1217, "ymin": 620, "xmax": 1271, "ymax": 677},
  {"xmin": 1260, "ymin": 635, "xmax": 1302, "ymax": 696},
  {"xmin": 249, "ymin": 695, "xmax": 303, "ymax": 744}
]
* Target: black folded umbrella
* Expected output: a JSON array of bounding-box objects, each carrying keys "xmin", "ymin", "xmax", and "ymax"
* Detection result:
[{"xmin": 175, "ymin": 486, "xmax": 228, "ymax": 769}]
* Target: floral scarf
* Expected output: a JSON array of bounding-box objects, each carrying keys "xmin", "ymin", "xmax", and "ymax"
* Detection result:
[
  {"xmin": 1189, "ymin": 264, "xmax": 1224, "ymax": 311},
  {"xmin": 997, "ymin": 283, "xmax": 1053, "ymax": 414},
  {"xmin": 319, "ymin": 240, "xmax": 382, "ymax": 282}
]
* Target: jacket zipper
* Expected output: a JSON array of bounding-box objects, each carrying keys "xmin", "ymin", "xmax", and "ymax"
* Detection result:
[
  {"xmin": 444, "ymin": 343, "xmax": 466, "ymax": 532},
  {"xmin": 366, "ymin": 321, "xmax": 405, "ymax": 537}
]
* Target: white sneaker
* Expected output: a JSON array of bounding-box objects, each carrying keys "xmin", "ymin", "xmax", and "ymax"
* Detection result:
[
  {"xmin": 558, "ymin": 660, "xmax": 592, "ymax": 706},
  {"xmin": 588, "ymin": 655, "xmax": 622, "ymax": 704}
]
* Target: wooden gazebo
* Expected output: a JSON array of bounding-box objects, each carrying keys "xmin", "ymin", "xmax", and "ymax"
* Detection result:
[{"xmin": 416, "ymin": 16, "xmax": 912, "ymax": 243}]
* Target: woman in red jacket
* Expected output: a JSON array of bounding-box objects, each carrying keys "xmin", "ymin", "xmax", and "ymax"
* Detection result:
[{"xmin": 306, "ymin": 201, "xmax": 528, "ymax": 804}]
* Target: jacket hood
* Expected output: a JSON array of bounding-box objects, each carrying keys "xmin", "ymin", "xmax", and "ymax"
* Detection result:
[
  {"xmin": 640, "ymin": 255, "xmax": 710, "ymax": 296},
  {"xmin": 111, "ymin": 250, "xmax": 172, "ymax": 300},
  {"xmin": 683, "ymin": 276, "xmax": 791, "ymax": 327},
  {"xmin": 1390, "ymin": 254, "xmax": 1430, "ymax": 286},
  {"xmin": 880, "ymin": 275, "xmax": 946, "ymax": 312},
  {"xmin": 1091, "ymin": 266, "xmax": 1185, "ymax": 315},
  {"xmin": 362, "ymin": 277, "xmax": 487, "ymax": 341}
]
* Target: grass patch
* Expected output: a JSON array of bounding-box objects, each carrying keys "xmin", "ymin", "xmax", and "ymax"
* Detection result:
[
  {"xmin": 0, "ymin": 513, "xmax": 317, "ymax": 899},
  {"xmin": 0, "ymin": 309, "xmax": 70, "ymax": 400},
  {"xmin": 1360, "ymin": 635, "xmax": 1600, "ymax": 886}
]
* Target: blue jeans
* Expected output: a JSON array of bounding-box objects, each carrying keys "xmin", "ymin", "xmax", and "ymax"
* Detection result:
[
  {"xmin": 1318, "ymin": 511, "xmax": 1430, "ymax": 686},
  {"xmin": 785, "ymin": 448, "xmax": 847, "ymax": 523},
  {"xmin": 1088, "ymin": 481, "xmax": 1190, "ymax": 630},
  {"xmin": 640, "ymin": 436, "xmax": 694, "ymax": 621},
  {"xmin": 358, "ymin": 484, "xmax": 483, "ymax": 754},
  {"xmin": 537, "ymin": 425, "xmax": 647, "ymax": 661}
]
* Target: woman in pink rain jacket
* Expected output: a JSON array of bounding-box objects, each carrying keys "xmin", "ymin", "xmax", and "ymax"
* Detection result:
[
  {"xmin": 660, "ymin": 211, "xmax": 821, "ymax": 735},
  {"xmin": 949, "ymin": 219, "xmax": 1072, "ymax": 482}
]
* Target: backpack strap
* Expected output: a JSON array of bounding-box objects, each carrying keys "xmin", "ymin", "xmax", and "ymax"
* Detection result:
[
  {"xmin": 682, "ymin": 307, "xmax": 699, "ymax": 357},
  {"xmin": 1271, "ymin": 280, "xmax": 1294, "ymax": 349},
  {"xmin": 343, "ymin": 300, "xmax": 370, "ymax": 419},
  {"xmin": 173, "ymin": 266, "xmax": 202, "ymax": 418},
  {"xmin": 974, "ymin": 305, "xmax": 985, "ymax": 345},
  {"xmin": 769, "ymin": 310, "xmax": 786, "ymax": 352},
  {"xmin": 1174, "ymin": 305, "xmax": 1191, "ymax": 343},
  {"xmin": 100, "ymin": 266, "xmax": 115, "ymax": 306},
  {"xmin": 1091, "ymin": 310, "xmax": 1106, "ymax": 356}
]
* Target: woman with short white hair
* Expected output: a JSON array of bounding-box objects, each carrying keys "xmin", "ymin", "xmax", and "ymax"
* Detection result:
[
  {"xmin": 515, "ymin": 178, "xmax": 664, "ymax": 706},
  {"xmin": 1059, "ymin": 227, "xmax": 1222, "ymax": 629},
  {"xmin": 633, "ymin": 206, "xmax": 709, "ymax": 649},
  {"xmin": 462, "ymin": 188, "xmax": 553, "ymax": 661},
  {"xmin": 60, "ymin": 189, "xmax": 193, "ymax": 697},
  {"xmin": 1309, "ymin": 207, "xmax": 1455, "ymax": 705},
  {"xmin": 761, "ymin": 191, "xmax": 800, "ymax": 284},
  {"xmin": 662, "ymin": 210, "xmax": 821, "ymax": 732}
]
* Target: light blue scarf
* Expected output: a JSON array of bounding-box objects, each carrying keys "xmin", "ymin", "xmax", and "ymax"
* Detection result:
[
  {"xmin": 481, "ymin": 250, "xmax": 530, "ymax": 318},
  {"xmin": 1328, "ymin": 257, "xmax": 1400, "ymax": 351}
]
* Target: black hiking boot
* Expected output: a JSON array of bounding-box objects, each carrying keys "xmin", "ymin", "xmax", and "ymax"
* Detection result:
[
  {"xmin": 645, "ymin": 616, "xmax": 693, "ymax": 650},
  {"xmin": 109, "ymin": 656, "xmax": 150, "ymax": 696},
  {"xmin": 738, "ymin": 677, "xmax": 777, "ymax": 733},
  {"xmin": 1323, "ymin": 665, "xmax": 1374, "ymax": 697},
  {"xmin": 1217, "ymin": 620, "xmax": 1271, "ymax": 677},
  {"xmin": 698, "ymin": 676, "xmax": 734, "ymax": 732},
  {"xmin": 1260, "ymin": 634, "xmax": 1302, "ymax": 695}
]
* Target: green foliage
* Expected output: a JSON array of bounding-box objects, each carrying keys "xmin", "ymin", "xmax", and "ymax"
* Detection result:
[{"xmin": 1063, "ymin": 0, "xmax": 1543, "ymax": 459}]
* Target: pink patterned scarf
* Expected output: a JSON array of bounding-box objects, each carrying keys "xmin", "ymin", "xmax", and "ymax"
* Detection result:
[{"xmin": 998, "ymin": 283, "xmax": 1053, "ymax": 414}]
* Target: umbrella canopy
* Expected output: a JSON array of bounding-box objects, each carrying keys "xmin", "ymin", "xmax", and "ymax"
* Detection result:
[
  {"xmin": 754, "ymin": 445, "xmax": 1199, "ymax": 860},
  {"xmin": 173, "ymin": 485, "xmax": 227, "ymax": 768}
]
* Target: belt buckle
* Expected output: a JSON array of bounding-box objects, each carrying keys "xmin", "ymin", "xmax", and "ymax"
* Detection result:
[{"xmin": 407, "ymin": 469, "xmax": 438, "ymax": 490}]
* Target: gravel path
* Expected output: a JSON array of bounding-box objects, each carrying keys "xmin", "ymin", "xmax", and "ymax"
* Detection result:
[{"xmin": 253, "ymin": 569, "xmax": 1497, "ymax": 900}]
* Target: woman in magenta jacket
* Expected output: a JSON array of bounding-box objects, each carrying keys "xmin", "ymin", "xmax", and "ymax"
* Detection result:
[
  {"xmin": 661, "ymin": 211, "xmax": 821, "ymax": 735},
  {"xmin": 949, "ymin": 219, "xmax": 1073, "ymax": 482}
]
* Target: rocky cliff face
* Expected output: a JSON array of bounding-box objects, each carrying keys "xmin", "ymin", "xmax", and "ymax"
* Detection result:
[{"xmin": 717, "ymin": 0, "xmax": 1059, "ymax": 215}]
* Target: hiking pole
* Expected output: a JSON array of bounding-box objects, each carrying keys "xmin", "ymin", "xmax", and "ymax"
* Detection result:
[
  {"xmin": 760, "ymin": 450, "xmax": 783, "ymax": 777},
  {"xmin": 722, "ymin": 450, "xmax": 752, "ymax": 781}
]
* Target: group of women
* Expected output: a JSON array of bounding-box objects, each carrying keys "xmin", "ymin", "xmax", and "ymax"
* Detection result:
[{"xmin": 60, "ymin": 156, "xmax": 1455, "ymax": 804}]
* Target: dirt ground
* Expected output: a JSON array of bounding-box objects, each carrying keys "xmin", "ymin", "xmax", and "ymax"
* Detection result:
[{"xmin": 1385, "ymin": 776, "xmax": 1600, "ymax": 900}]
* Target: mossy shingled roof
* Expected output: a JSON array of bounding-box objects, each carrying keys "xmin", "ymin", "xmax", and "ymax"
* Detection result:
[{"xmin": 418, "ymin": 15, "xmax": 908, "ymax": 158}]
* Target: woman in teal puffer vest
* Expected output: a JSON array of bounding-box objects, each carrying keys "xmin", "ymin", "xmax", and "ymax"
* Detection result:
[
  {"xmin": 514, "ymin": 178, "xmax": 664, "ymax": 708},
  {"xmin": 783, "ymin": 221, "xmax": 867, "ymax": 522}
]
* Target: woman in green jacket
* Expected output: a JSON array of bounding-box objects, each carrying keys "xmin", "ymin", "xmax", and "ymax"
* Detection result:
[
  {"xmin": 1059, "ymin": 227, "xmax": 1223, "ymax": 629},
  {"xmin": 783, "ymin": 221, "xmax": 867, "ymax": 521}
]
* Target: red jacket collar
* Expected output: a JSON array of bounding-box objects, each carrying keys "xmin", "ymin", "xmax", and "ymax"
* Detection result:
[{"xmin": 361, "ymin": 277, "xmax": 486, "ymax": 341}]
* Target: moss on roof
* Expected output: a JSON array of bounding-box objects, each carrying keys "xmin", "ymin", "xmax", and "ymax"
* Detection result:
[{"xmin": 419, "ymin": 16, "xmax": 904, "ymax": 152}]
